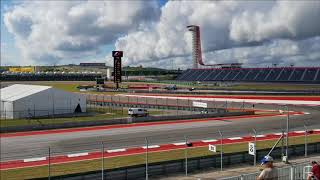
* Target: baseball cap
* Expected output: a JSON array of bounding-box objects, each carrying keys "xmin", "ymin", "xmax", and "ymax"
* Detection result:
[{"xmin": 261, "ymin": 155, "xmax": 274, "ymax": 165}]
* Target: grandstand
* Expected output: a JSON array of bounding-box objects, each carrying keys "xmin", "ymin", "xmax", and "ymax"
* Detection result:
[
  {"xmin": 0, "ymin": 72, "xmax": 103, "ymax": 81},
  {"xmin": 180, "ymin": 25, "xmax": 320, "ymax": 84},
  {"xmin": 176, "ymin": 67, "xmax": 320, "ymax": 84}
]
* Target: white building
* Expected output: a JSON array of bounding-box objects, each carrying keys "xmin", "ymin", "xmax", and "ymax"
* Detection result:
[{"xmin": 0, "ymin": 84, "xmax": 86, "ymax": 119}]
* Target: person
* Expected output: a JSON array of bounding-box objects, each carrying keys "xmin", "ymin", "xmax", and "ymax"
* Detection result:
[
  {"xmin": 307, "ymin": 161, "xmax": 320, "ymax": 180},
  {"xmin": 257, "ymin": 155, "xmax": 278, "ymax": 180}
]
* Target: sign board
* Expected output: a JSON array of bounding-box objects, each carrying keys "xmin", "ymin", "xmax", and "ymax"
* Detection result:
[
  {"xmin": 112, "ymin": 51, "xmax": 123, "ymax": 57},
  {"xmin": 112, "ymin": 51, "xmax": 123, "ymax": 87},
  {"xmin": 113, "ymin": 57, "xmax": 122, "ymax": 83},
  {"xmin": 193, "ymin": 101, "xmax": 207, "ymax": 108},
  {"xmin": 248, "ymin": 142, "xmax": 255, "ymax": 155},
  {"xmin": 208, "ymin": 144, "xmax": 216, "ymax": 152}
]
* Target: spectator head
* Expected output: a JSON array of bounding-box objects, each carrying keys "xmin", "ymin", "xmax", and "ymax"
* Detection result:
[
  {"xmin": 312, "ymin": 161, "xmax": 318, "ymax": 165},
  {"xmin": 261, "ymin": 155, "xmax": 274, "ymax": 167}
]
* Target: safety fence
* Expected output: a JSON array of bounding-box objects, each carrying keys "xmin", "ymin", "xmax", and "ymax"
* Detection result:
[
  {"xmin": 2, "ymin": 124, "xmax": 320, "ymax": 180},
  {"xmin": 29, "ymin": 143, "xmax": 320, "ymax": 180},
  {"xmin": 86, "ymin": 93, "xmax": 253, "ymax": 111},
  {"xmin": 218, "ymin": 160, "xmax": 317, "ymax": 180}
]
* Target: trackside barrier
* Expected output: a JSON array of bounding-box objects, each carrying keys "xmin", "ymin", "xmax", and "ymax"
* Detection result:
[
  {"xmin": 218, "ymin": 161, "xmax": 318, "ymax": 180},
  {"xmin": 1, "ymin": 111, "xmax": 250, "ymax": 133},
  {"xmin": 30, "ymin": 142, "xmax": 320, "ymax": 180}
]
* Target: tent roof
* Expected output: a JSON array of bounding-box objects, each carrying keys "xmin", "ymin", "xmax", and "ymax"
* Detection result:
[{"xmin": 0, "ymin": 84, "xmax": 52, "ymax": 102}]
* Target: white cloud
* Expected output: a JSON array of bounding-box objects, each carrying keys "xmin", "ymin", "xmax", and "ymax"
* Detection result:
[
  {"xmin": 3, "ymin": 1, "xmax": 320, "ymax": 68},
  {"xmin": 115, "ymin": 1, "xmax": 320, "ymax": 69},
  {"xmin": 4, "ymin": 1, "xmax": 160, "ymax": 65},
  {"xmin": 230, "ymin": 1, "xmax": 320, "ymax": 42}
]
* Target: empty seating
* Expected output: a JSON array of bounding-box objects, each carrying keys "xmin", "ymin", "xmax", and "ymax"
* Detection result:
[
  {"xmin": 303, "ymin": 69, "xmax": 318, "ymax": 81},
  {"xmin": 265, "ymin": 69, "xmax": 283, "ymax": 81},
  {"xmin": 278, "ymin": 69, "xmax": 294, "ymax": 81},
  {"xmin": 176, "ymin": 67, "xmax": 320, "ymax": 84},
  {"xmin": 289, "ymin": 68, "xmax": 305, "ymax": 81},
  {"xmin": 255, "ymin": 69, "xmax": 270, "ymax": 81}
]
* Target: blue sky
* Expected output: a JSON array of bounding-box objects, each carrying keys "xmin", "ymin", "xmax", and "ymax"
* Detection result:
[{"xmin": 1, "ymin": 0, "xmax": 18, "ymax": 65}]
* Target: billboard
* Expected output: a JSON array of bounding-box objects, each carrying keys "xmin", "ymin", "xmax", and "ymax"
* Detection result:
[{"xmin": 9, "ymin": 67, "xmax": 36, "ymax": 73}]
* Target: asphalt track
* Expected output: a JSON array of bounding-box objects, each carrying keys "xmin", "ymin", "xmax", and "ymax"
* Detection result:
[
  {"xmin": 2, "ymin": 130, "xmax": 319, "ymax": 170},
  {"xmin": 1, "ymin": 96, "xmax": 320, "ymax": 168}
]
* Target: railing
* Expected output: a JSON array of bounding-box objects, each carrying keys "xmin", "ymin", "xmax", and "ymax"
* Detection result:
[{"xmin": 218, "ymin": 160, "xmax": 319, "ymax": 180}]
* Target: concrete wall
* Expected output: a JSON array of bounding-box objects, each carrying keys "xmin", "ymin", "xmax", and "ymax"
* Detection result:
[{"xmin": 1, "ymin": 111, "xmax": 252, "ymax": 133}]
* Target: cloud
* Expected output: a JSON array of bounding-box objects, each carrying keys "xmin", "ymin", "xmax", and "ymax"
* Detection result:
[
  {"xmin": 4, "ymin": 1, "xmax": 160, "ymax": 65},
  {"xmin": 3, "ymin": 1, "xmax": 320, "ymax": 68},
  {"xmin": 115, "ymin": 1, "xmax": 320, "ymax": 68},
  {"xmin": 230, "ymin": 1, "xmax": 320, "ymax": 42}
]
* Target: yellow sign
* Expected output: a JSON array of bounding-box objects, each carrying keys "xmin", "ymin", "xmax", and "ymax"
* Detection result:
[{"xmin": 9, "ymin": 67, "xmax": 36, "ymax": 73}]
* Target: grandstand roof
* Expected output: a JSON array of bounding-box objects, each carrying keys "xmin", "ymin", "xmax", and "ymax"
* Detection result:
[{"xmin": 0, "ymin": 84, "xmax": 52, "ymax": 102}]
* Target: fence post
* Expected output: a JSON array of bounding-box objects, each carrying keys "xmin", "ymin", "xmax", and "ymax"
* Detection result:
[
  {"xmin": 145, "ymin": 137, "xmax": 149, "ymax": 180},
  {"xmin": 290, "ymin": 165, "xmax": 295, "ymax": 180},
  {"xmin": 240, "ymin": 174, "xmax": 244, "ymax": 180},
  {"xmin": 304, "ymin": 125, "xmax": 308, "ymax": 158},
  {"xmin": 242, "ymin": 101, "xmax": 245, "ymax": 111},
  {"xmin": 48, "ymin": 147, "xmax": 51, "ymax": 180},
  {"xmin": 102, "ymin": 142, "xmax": 105, "ymax": 180},
  {"xmin": 281, "ymin": 130, "xmax": 285, "ymax": 159},
  {"xmin": 253, "ymin": 128, "xmax": 257, "ymax": 166},
  {"xmin": 285, "ymin": 105, "xmax": 290, "ymax": 164},
  {"xmin": 34, "ymin": 104, "xmax": 36, "ymax": 117},
  {"xmin": 219, "ymin": 130, "xmax": 223, "ymax": 171},
  {"xmin": 185, "ymin": 135, "xmax": 188, "ymax": 176}
]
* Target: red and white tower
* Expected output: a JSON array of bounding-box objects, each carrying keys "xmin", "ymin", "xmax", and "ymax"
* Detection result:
[
  {"xmin": 187, "ymin": 25, "xmax": 243, "ymax": 69},
  {"xmin": 187, "ymin": 25, "xmax": 203, "ymax": 69}
]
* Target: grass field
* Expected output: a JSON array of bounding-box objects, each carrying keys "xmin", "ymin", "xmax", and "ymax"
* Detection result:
[
  {"xmin": 2, "ymin": 134, "xmax": 320, "ymax": 180},
  {"xmin": 3, "ymin": 81, "xmax": 320, "ymax": 93},
  {"xmin": 0, "ymin": 108, "xmax": 164, "ymax": 127}
]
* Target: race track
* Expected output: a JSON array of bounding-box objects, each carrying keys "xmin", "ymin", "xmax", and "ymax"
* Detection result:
[{"xmin": 1, "ymin": 99, "xmax": 319, "ymax": 164}]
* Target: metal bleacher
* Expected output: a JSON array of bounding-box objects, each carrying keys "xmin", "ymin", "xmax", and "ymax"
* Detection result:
[{"xmin": 176, "ymin": 67, "xmax": 320, "ymax": 83}]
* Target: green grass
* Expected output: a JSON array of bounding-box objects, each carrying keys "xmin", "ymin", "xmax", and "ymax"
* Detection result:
[
  {"xmin": 0, "ymin": 108, "xmax": 164, "ymax": 127},
  {"xmin": 1, "ymin": 134, "xmax": 320, "ymax": 180},
  {"xmin": 17, "ymin": 81, "xmax": 320, "ymax": 93}
]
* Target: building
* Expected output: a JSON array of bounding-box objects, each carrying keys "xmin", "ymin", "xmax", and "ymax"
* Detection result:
[
  {"xmin": 0, "ymin": 84, "xmax": 86, "ymax": 119},
  {"xmin": 79, "ymin": 63, "xmax": 106, "ymax": 67}
]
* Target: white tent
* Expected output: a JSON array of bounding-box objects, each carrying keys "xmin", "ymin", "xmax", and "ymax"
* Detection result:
[{"xmin": 0, "ymin": 84, "xmax": 86, "ymax": 119}]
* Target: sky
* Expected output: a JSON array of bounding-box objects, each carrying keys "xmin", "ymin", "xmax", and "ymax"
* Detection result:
[{"xmin": 1, "ymin": 0, "xmax": 320, "ymax": 69}]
